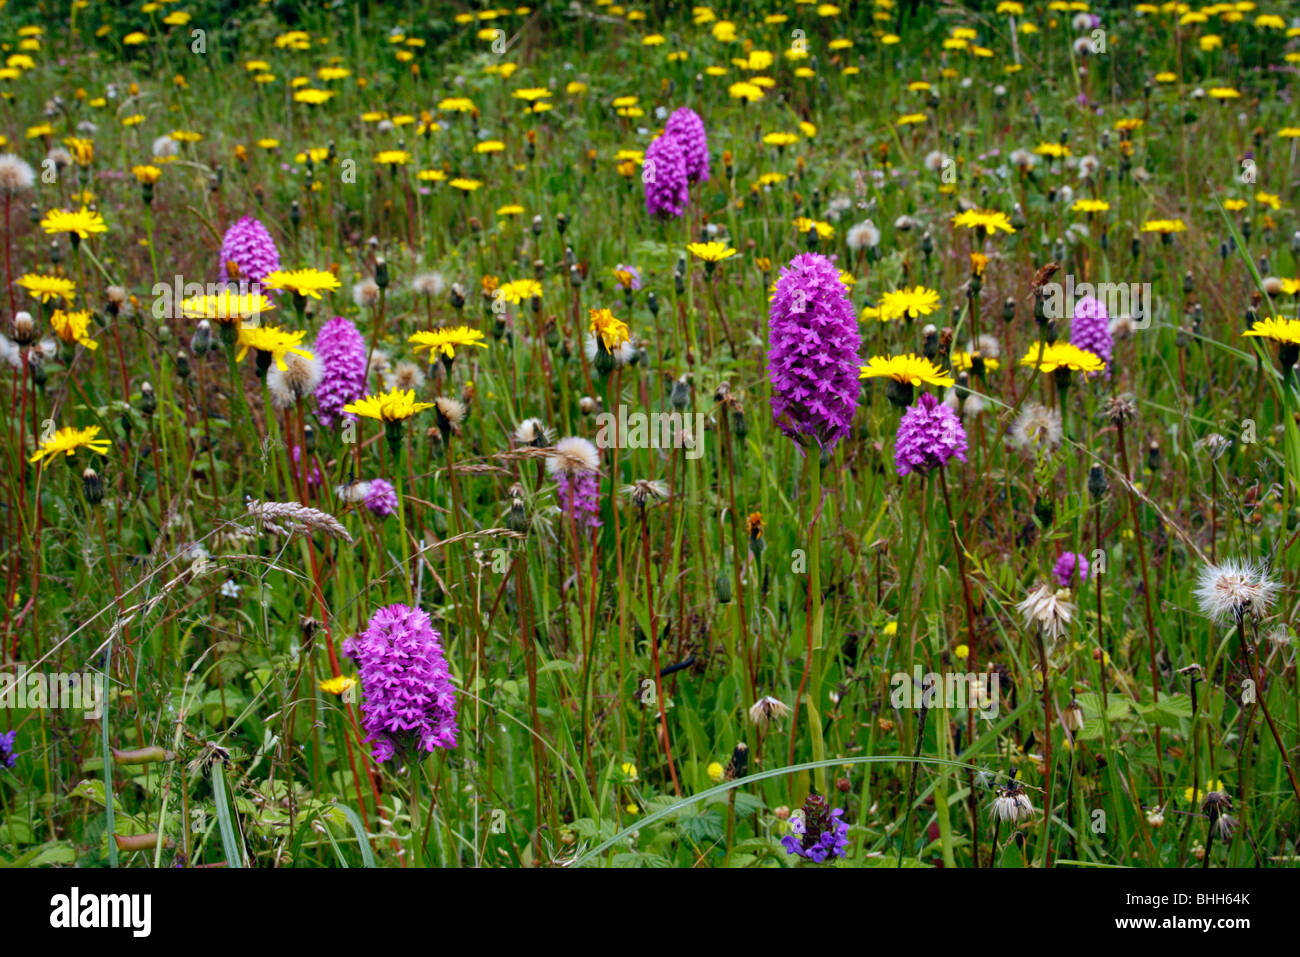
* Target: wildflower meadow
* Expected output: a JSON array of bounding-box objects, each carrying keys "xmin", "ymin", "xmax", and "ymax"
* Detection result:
[{"xmin": 2, "ymin": 0, "xmax": 1300, "ymax": 899}]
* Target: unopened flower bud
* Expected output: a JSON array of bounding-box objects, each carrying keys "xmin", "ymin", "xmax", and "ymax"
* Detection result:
[
  {"xmin": 82, "ymin": 467, "xmax": 104, "ymax": 504},
  {"xmin": 715, "ymin": 564, "xmax": 733, "ymax": 604},
  {"xmin": 670, "ymin": 376, "xmax": 690, "ymax": 411},
  {"xmin": 191, "ymin": 319, "xmax": 212, "ymax": 356},
  {"xmin": 12, "ymin": 311, "xmax": 35, "ymax": 346}
]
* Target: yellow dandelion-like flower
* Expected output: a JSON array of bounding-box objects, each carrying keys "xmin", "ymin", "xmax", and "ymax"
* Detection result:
[
  {"xmin": 438, "ymin": 97, "xmax": 476, "ymax": 112},
  {"xmin": 132, "ymin": 164, "xmax": 162, "ymax": 184},
  {"xmin": 374, "ymin": 150, "xmax": 412, "ymax": 165},
  {"xmin": 449, "ymin": 177, "xmax": 483, "ymax": 191},
  {"xmin": 1071, "ymin": 198, "xmax": 1110, "ymax": 213},
  {"xmin": 860, "ymin": 353, "xmax": 955, "ymax": 388},
  {"xmin": 293, "ymin": 88, "xmax": 335, "ymax": 105},
  {"xmin": 686, "ymin": 241, "xmax": 738, "ymax": 263},
  {"xmin": 728, "ymin": 81, "xmax": 765, "ymax": 101},
  {"xmin": 951, "ymin": 351, "xmax": 1000, "ymax": 372},
  {"xmin": 409, "ymin": 325, "xmax": 489, "ymax": 361},
  {"xmin": 1020, "ymin": 342, "xmax": 1105, "ymax": 374},
  {"xmin": 952, "ymin": 208, "xmax": 1016, "ymax": 235},
  {"xmin": 263, "ymin": 268, "xmax": 341, "ymax": 299},
  {"xmin": 319, "ymin": 675, "xmax": 358, "ymax": 696},
  {"xmin": 1242, "ymin": 316, "xmax": 1300, "ymax": 347},
  {"xmin": 64, "ymin": 137, "xmax": 94, "ymax": 165},
  {"xmin": 180, "ymin": 290, "xmax": 274, "ymax": 324},
  {"xmin": 1141, "ymin": 219, "xmax": 1187, "ymax": 235},
  {"xmin": 878, "ymin": 285, "xmax": 941, "ymax": 321},
  {"xmin": 235, "ymin": 325, "xmax": 313, "ymax": 370},
  {"xmin": 495, "ymin": 278, "xmax": 543, "ymax": 304},
  {"xmin": 16, "ymin": 273, "xmax": 76, "ymax": 304},
  {"xmin": 40, "ymin": 206, "xmax": 108, "ymax": 239},
  {"xmin": 29, "ymin": 425, "xmax": 111, "ymax": 465},
  {"xmin": 793, "ymin": 217, "xmax": 835, "ymax": 239},
  {"xmin": 343, "ymin": 387, "xmax": 435, "ymax": 422},
  {"xmin": 1034, "ymin": 142, "xmax": 1071, "ymax": 158},
  {"xmin": 762, "ymin": 132, "xmax": 800, "ymax": 147}
]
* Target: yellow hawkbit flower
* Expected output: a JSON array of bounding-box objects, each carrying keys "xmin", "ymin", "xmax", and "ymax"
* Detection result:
[
  {"xmin": 343, "ymin": 388, "xmax": 436, "ymax": 422},
  {"xmin": 1140, "ymin": 219, "xmax": 1187, "ymax": 235},
  {"xmin": 686, "ymin": 241, "xmax": 738, "ymax": 263},
  {"xmin": 319, "ymin": 675, "xmax": 358, "ymax": 696},
  {"xmin": 1242, "ymin": 316, "xmax": 1300, "ymax": 347},
  {"xmin": 859, "ymin": 353, "xmax": 955, "ymax": 388},
  {"xmin": 408, "ymin": 325, "xmax": 489, "ymax": 360},
  {"xmin": 952, "ymin": 208, "xmax": 1015, "ymax": 235},
  {"xmin": 40, "ymin": 206, "xmax": 108, "ymax": 239},
  {"xmin": 1071, "ymin": 198, "xmax": 1110, "ymax": 213},
  {"xmin": 876, "ymin": 285, "xmax": 941, "ymax": 321},
  {"xmin": 495, "ymin": 279, "xmax": 543, "ymax": 304},
  {"xmin": 1019, "ymin": 342, "xmax": 1105, "ymax": 374},
  {"xmin": 29, "ymin": 425, "xmax": 111, "ymax": 465},
  {"xmin": 179, "ymin": 290, "xmax": 275, "ymax": 324},
  {"xmin": 235, "ymin": 325, "xmax": 313, "ymax": 370},
  {"xmin": 16, "ymin": 273, "xmax": 76, "ymax": 304},
  {"xmin": 263, "ymin": 268, "xmax": 341, "ymax": 299}
]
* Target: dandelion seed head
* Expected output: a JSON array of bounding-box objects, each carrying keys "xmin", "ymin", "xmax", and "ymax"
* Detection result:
[
  {"xmin": 1194, "ymin": 559, "xmax": 1280, "ymax": 624},
  {"xmin": 0, "ymin": 153, "xmax": 36, "ymax": 195}
]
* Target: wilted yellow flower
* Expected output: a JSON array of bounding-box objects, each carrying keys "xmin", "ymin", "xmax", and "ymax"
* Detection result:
[
  {"xmin": 49, "ymin": 309, "xmax": 98, "ymax": 350},
  {"xmin": 588, "ymin": 308, "xmax": 630, "ymax": 351}
]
